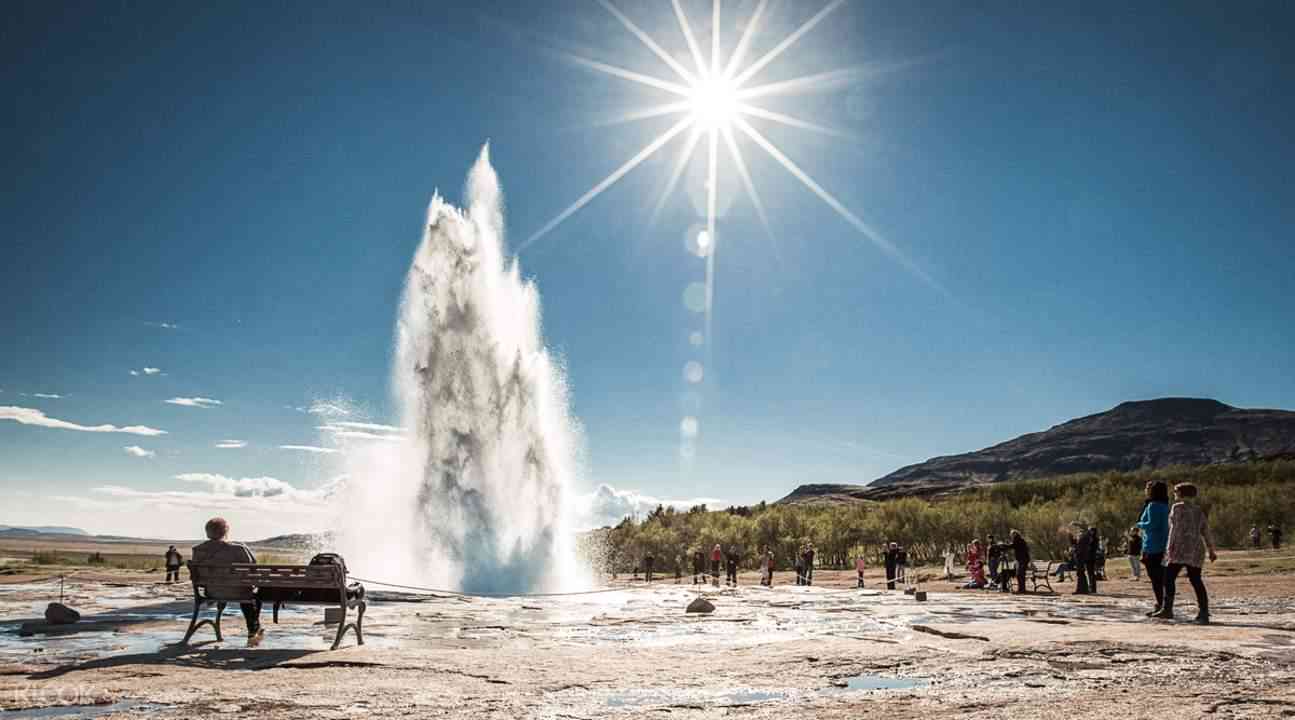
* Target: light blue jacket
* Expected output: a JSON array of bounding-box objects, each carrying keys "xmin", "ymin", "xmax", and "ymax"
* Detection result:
[{"xmin": 1137, "ymin": 500, "xmax": 1170, "ymax": 554}]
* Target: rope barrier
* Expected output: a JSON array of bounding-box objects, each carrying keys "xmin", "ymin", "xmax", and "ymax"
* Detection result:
[{"xmin": 348, "ymin": 575, "xmax": 635, "ymax": 598}]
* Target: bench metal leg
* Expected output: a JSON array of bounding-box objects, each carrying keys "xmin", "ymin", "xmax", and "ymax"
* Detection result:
[
  {"xmin": 214, "ymin": 602, "xmax": 225, "ymax": 641},
  {"xmin": 181, "ymin": 599, "xmax": 224, "ymax": 644},
  {"xmin": 182, "ymin": 598, "xmax": 203, "ymax": 644},
  {"xmin": 355, "ymin": 600, "xmax": 366, "ymax": 646},
  {"xmin": 330, "ymin": 603, "xmax": 349, "ymax": 651}
]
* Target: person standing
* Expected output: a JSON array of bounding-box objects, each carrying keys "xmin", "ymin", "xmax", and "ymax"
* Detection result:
[
  {"xmin": 883, "ymin": 542, "xmax": 899, "ymax": 590},
  {"xmin": 1272, "ymin": 524, "xmax": 1284, "ymax": 550},
  {"xmin": 1073, "ymin": 527, "xmax": 1093, "ymax": 594},
  {"xmin": 1126, "ymin": 528, "xmax": 1143, "ymax": 580},
  {"xmin": 804, "ymin": 545, "xmax": 815, "ymax": 586},
  {"xmin": 710, "ymin": 544, "xmax": 723, "ymax": 587},
  {"xmin": 1085, "ymin": 528, "xmax": 1101, "ymax": 592},
  {"xmin": 644, "ymin": 552, "xmax": 655, "ymax": 584},
  {"xmin": 1137, "ymin": 481, "xmax": 1171, "ymax": 616},
  {"xmin": 765, "ymin": 550, "xmax": 775, "ymax": 586},
  {"xmin": 725, "ymin": 546, "xmax": 739, "ymax": 587},
  {"xmin": 794, "ymin": 548, "xmax": 805, "ymax": 586},
  {"xmin": 1250, "ymin": 526, "xmax": 1262, "ymax": 549},
  {"xmin": 692, "ymin": 549, "xmax": 704, "ymax": 585},
  {"xmin": 1154, "ymin": 483, "xmax": 1217, "ymax": 624},
  {"xmin": 986, "ymin": 534, "xmax": 1001, "ymax": 588},
  {"xmin": 1010, "ymin": 530, "xmax": 1030, "ymax": 594},
  {"xmin": 164, "ymin": 545, "xmax": 183, "ymax": 583},
  {"xmin": 855, "ymin": 553, "xmax": 867, "ymax": 588},
  {"xmin": 965, "ymin": 540, "xmax": 987, "ymax": 588}
]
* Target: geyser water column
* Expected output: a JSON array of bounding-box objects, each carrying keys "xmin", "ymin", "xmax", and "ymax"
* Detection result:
[{"xmin": 337, "ymin": 145, "xmax": 585, "ymax": 594}]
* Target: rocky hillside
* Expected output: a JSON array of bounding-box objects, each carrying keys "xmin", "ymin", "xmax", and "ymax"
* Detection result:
[{"xmin": 780, "ymin": 398, "xmax": 1295, "ymax": 503}]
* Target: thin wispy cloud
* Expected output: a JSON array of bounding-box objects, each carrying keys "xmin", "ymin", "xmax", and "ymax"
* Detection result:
[
  {"xmin": 0, "ymin": 406, "xmax": 167, "ymax": 436},
  {"xmin": 23, "ymin": 393, "xmax": 63, "ymax": 399},
  {"xmin": 129, "ymin": 367, "xmax": 162, "ymax": 377},
  {"xmin": 327, "ymin": 421, "xmax": 402, "ymax": 433},
  {"xmin": 146, "ymin": 321, "xmax": 178, "ymax": 330},
  {"xmin": 317, "ymin": 421, "xmax": 404, "ymax": 443},
  {"xmin": 165, "ymin": 397, "xmax": 222, "ymax": 408},
  {"xmin": 215, "ymin": 440, "xmax": 247, "ymax": 449},
  {"xmin": 123, "ymin": 445, "xmax": 156, "ymax": 459},
  {"xmin": 306, "ymin": 401, "xmax": 352, "ymax": 417},
  {"xmin": 279, "ymin": 444, "xmax": 339, "ymax": 454}
]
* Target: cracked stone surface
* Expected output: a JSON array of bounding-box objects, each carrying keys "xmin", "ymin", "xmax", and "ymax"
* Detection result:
[{"xmin": 2, "ymin": 566, "xmax": 1293, "ymax": 718}]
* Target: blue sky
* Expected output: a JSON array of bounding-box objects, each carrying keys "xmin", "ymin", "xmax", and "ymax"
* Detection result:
[{"xmin": 3, "ymin": 1, "xmax": 1293, "ymax": 538}]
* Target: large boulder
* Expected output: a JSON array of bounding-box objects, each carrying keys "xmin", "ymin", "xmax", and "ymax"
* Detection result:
[
  {"xmin": 686, "ymin": 597, "xmax": 715, "ymax": 614},
  {"xmin": 44, "ymin": 602, "xmax": 80, "ymax": 625}
]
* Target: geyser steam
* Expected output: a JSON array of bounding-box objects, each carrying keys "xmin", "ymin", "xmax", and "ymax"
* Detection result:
[{"xmin": 335, "ymin": 145, "xmax": 585, "ymax": 593}]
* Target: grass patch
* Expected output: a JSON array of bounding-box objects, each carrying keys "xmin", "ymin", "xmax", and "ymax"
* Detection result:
[{"xmin": 26, "ymin": 549, "xmax": 309, "ymax": 571}]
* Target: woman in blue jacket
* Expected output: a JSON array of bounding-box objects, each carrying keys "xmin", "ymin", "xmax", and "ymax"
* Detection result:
[{"xmin": 1136, "ymin": 480, "xmax": 1171, "ymax": 616}]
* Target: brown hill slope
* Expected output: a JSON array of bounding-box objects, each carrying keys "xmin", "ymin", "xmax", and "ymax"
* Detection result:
[{"xmin": 779, "ymin": 398, "xmax": 1295, "ymax": 503}]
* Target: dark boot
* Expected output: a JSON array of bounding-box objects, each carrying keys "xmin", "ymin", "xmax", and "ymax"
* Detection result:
[{"xmin": 1152, "ymin": 594, "xmax": 1174, "ymax": 619}]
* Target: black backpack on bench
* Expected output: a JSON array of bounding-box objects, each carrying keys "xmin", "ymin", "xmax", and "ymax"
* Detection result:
[{"xmin": 258, "ymin": 553, "xmax": 364, "ymax": 605}]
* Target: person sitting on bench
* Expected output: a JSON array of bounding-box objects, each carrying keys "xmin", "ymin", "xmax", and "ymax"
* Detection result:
[{"xmin": 192, "ymin": 517, "xmax": 264, "ymax": 647}]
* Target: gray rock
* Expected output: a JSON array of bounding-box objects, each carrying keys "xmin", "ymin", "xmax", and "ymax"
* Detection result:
[
  {"xmin": 686, "ymin": 598, "xmax": 715, "ymax": 614},
  {"xmin": 44, "ymin": 602, "xmax": 80, "ymax": 625}
]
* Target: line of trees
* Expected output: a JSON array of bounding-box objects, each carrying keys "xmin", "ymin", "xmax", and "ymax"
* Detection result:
[{"xmin": 587, "ymin": 461, "xmax": 1295, "ymax": 575}]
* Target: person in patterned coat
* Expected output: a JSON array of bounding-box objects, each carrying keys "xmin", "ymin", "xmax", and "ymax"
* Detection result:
[{"xmin": 1152, "ymin": 483, "xmax": 1217, "ymax": 624}]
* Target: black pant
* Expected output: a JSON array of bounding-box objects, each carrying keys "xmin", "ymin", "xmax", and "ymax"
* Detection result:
[
  {"xmin": 804, "ymin": 563, "xmax": 813, "ymax": 585},
  {"xmin": 1163, "ymin": 562, "xmax": 1208, "ymax": 618},
  {"xmin": 1086, "ymin": 560, "xmax": 1098, "ymax": 593},
  {"xmin": 1142, "ymin": 552, "xmax": 1165, "ymax": 609},
  {"xmin": 726, "ymin": 563, "xmax": 737, "ymax": 585},
  {"xmin": 166, "ymin": 567, "xmax": 180, "ymax": 582},
  {"xmin": 885, "ymin": 566, "xmax": 896, "ymax": 590},
  {"xmin": 1015, "ymin": 564, "xmax": 1027, "ymax": 593},
  {"xmin": 711, "ymin": 560, "xmax": 720, "ymax": 582},
  {"xmin": 645, "ymin": 560, "xmax": 654, "ymax": 583},
  {"xmin": 240, "ymin": 600, "xmax": 262, "ymax": 634}
]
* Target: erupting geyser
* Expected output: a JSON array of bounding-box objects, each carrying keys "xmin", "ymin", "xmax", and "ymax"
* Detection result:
[{"xmin": 334, "ymin": 145, "xmax": 586, "ymax": 594}]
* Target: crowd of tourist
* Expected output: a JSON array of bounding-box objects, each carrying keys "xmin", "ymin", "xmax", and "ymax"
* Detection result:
[{"xmin": 639, "ymin": 482, "xmax": 1283, "ymax": 627}]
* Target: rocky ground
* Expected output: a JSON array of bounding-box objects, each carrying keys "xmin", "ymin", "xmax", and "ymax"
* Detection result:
[{"xmin": 2, "ymin": 550, "xmax": 1293, "ymax": 719}]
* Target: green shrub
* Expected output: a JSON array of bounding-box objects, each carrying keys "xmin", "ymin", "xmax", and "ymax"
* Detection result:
[{"xmin": 590, "ymin": 460, "xmax": 1295, "ymax": 571}]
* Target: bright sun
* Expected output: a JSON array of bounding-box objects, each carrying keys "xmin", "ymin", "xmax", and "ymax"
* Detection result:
[
  {"xmin": 522, "ymin": 0, "xmax": 941, "ymax": 294},
  {"xmin": 689, "ymin": 73, "xmax": 738, "ymax": 131}
]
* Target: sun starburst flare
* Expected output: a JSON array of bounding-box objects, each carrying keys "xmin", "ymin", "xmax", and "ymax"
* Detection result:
[{"xmin": 521, "ymin": 0, "xmax": 939, "ymax": 293}]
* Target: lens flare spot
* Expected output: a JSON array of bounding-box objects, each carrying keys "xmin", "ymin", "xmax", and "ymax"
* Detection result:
[
  {"xmin": 680, "ymin": 416, "xmax": 700, "ymax": 438},
  {"xmin": 683, "ymin": 361, "xmax": 704, "ymax": 384}
]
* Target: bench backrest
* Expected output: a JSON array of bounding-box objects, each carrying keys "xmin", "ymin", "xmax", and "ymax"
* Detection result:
[{"xmin": 188, "ymin": 563, "xmax": 346, "ymax": 600}]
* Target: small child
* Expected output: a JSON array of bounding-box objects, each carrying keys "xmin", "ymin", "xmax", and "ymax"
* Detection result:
[{"xmin": 855, "ymin": 554, "xmax": 866, "ymax": 588}]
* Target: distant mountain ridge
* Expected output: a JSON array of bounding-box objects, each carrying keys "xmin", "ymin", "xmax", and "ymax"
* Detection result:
[
  {"xmin": 779, "ymin": 398, "xmax": 1295, "ymax": 503},
  {"xmin": 0, "ymin": 525, "xmax": 89, "ymax": 537}
]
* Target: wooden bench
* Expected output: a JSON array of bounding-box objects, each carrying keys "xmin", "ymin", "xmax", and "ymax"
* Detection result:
[
  {"xmin": 184, "ymin": 563, "xmax": 366, "ymax": 650},
  {"xmin": 1027, "ymin": 561, "xmax": 1055, "ymax": 593}
]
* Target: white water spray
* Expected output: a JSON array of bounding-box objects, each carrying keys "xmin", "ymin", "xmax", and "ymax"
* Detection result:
[{"xmin": 333, "ymin": 145, "xmax": 586, "ymax": 593}]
